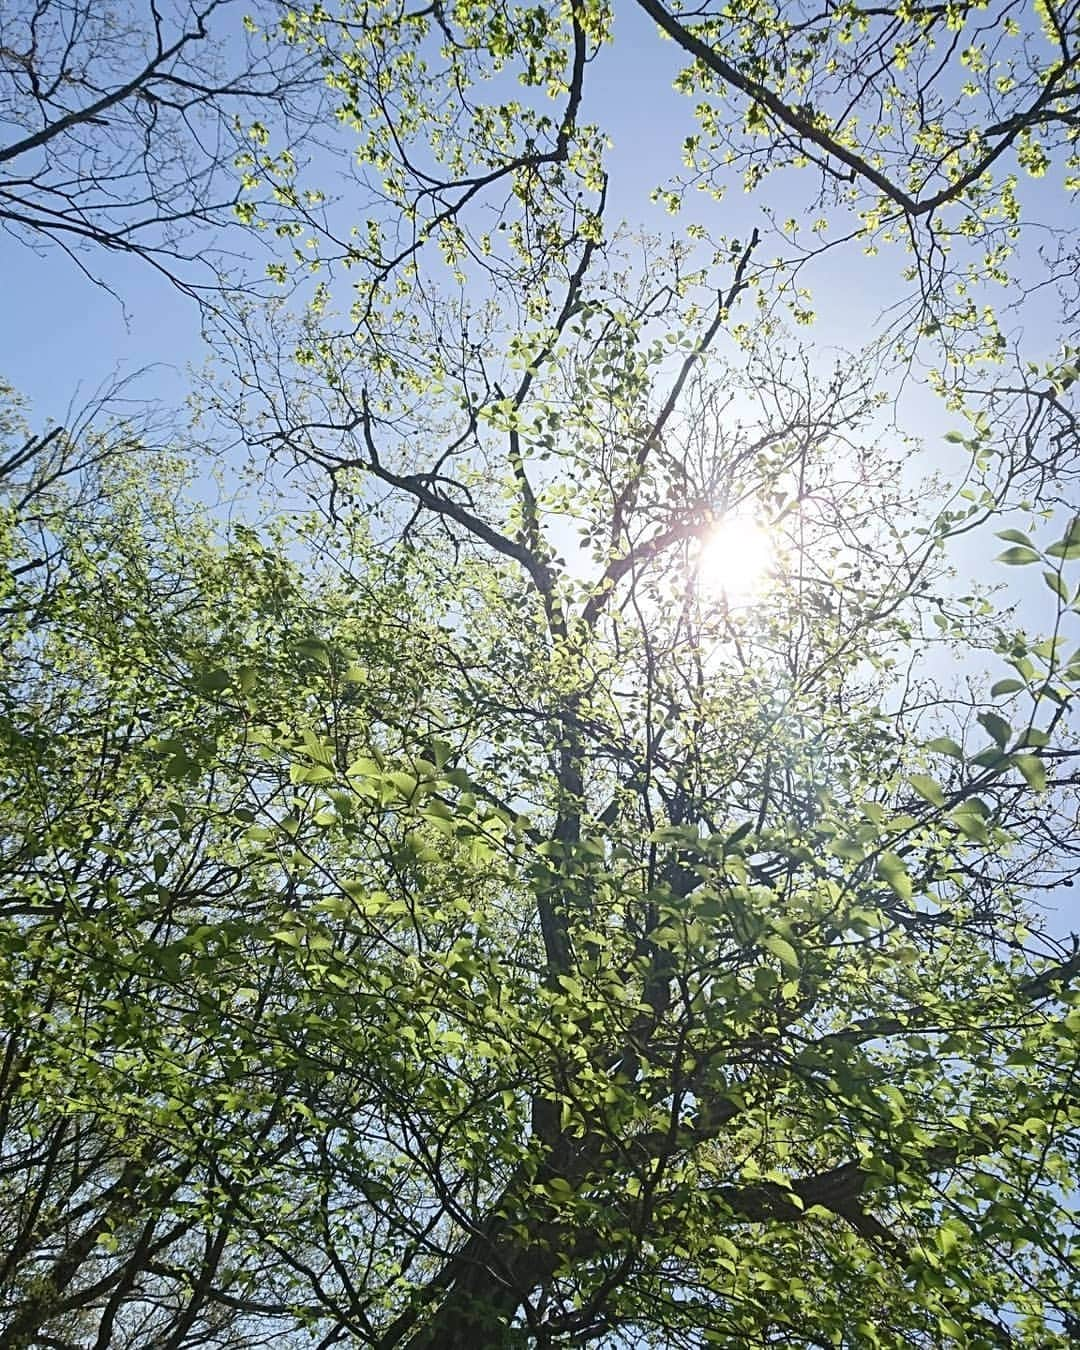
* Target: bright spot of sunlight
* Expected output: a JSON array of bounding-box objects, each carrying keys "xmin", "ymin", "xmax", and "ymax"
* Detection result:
[{"xmin": 697, "ymin": 514, "xmax": 772, "ymax": 601}]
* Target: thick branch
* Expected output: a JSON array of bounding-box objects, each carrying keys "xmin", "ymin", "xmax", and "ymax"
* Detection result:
[{"xmin": 635, "ymin": 0, "xmax": 1078, "ymax": 221}]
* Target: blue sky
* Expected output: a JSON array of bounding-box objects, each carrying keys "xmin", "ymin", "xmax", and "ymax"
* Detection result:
[
  {"xmin": 0, "ymin": 229, "xmax": 202, "ymax": 418},
  {"xmin": 0, "ymin": 2, "xmax": 916, "ymax": 420},
  {"xmin": 1, "ymin": 1, "xmax": 1068, "ymax": 625}
]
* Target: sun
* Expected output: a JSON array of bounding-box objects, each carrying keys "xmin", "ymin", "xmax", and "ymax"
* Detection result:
[{"xmin": 697, "ymin": 515, "xmax": 772, "ymax": 601}]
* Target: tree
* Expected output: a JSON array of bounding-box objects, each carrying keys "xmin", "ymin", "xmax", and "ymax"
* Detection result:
[
  {"xmin": 0, "ymin": 391, "xmax": 462, "ymax": 1346},
  {"xmin": 2, "ymin": 2, "xmax": 1079, "ymax": 1348},
  {"xmin": 236, "ymin": 0, "xmax": 1079, "ymax": 344},
  {"xmin": 222, "ymin": 254, "xmax": 1080, "ymax": 1347},
  {"xmin": 5, "ymin": 319, "xmax": 1080, "ymax": 1349},
  {"xmin": 0, "ymin": 1, "xmax": 327, "ymax": 299}
]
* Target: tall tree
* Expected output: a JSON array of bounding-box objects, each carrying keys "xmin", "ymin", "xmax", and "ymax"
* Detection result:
[
  {"xmin": 6, "ymin": 304, "xmax": 1079, "ymax": 1349},
  {"xmin": 0, "ymin": 393, "xmax": 449, "ymax": 1346},
  {"xmin": 1, "ymin": 2, "xmax": 1079, "ymax": 1347},
  {"xmin": 222, "ymin": 246, "xmax": 1080, "ymax": 1348}
]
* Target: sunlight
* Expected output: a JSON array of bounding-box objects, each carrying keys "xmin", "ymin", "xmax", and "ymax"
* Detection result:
[{"xmin": 697, "ymin": 514, "xmax": 772, "ymax": 602}]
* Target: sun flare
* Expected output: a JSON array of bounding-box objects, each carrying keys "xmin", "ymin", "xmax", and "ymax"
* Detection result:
[{"xmin": 697, "ymin": 515, "xmax": 772, "ymax": 601}]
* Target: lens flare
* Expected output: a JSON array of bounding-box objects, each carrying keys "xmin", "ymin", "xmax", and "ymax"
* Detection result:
[{"xmin": 697, "ymin": 515, "xmax": 771, "ymax": 601}]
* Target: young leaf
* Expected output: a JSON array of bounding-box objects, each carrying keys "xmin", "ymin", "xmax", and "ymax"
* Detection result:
[
  {"xmin": 1012, "ymin": 754, "xmax": 1047, "ymax": 790},
  {"xmin": 1045, "ymin": 516, "xmax": 1080, "ymax": 561},
  {"xmin": 910, "ymin": 774, "xmax": 946, "ymax": 808},
  {"xmin": 1043, "ymin": 569, "xmax": 1068, "ymax": 601},
  {"xmin": 763, "ymin": 934, "xmax": 800, "ymax": 973},
  {"xmin": 977, "ymin": 711, "xmax": 1012, "ymax": 749},
  {"xmin": 950, "ymin": 804, "xmax": 990, "ymax": 843},
  {"xmin": 995, "ymin": 546, "xmax": 1041, "ymax": 565},
  {"xmin": 876, "ymin": 851, "xmax": 913, "ymax": 902}
]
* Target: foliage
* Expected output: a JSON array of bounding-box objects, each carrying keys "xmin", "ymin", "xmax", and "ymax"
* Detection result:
[
  {"xmin": 3, "ymin": 356, "xmax": 1080, "ymax": 1350},
  {"xmin": 1, "ymin": 2, "xmax": 1080, "ymax": 1348},
  {"xmin": 0, "ymin": 407, "xmax": 443, "ymax": 1344},
  {"xmin": 248, "ymin": 0, "xmax": 1079, "ymax": 352}
]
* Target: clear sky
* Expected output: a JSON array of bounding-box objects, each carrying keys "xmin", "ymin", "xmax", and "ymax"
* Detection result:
[{"xmin": 1, "ymin": 225, "xmax": 203, "ymax": 418}]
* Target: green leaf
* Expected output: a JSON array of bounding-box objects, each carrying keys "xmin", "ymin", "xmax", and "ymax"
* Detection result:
[
  {"xmin": 1045, "ymin": 516, "xmax": 1080, "ymax": 560},
  {"xmin": 925, "ymin": 736, "xmax": 963, "ymax": 758},
  {"xmin": 1012, "ymin": 754, "xmax": 1046, "ymax": 790},
  {"xmin": 970, "ymin": 745, "xmax": 1008, "ymax": 771},
  {"xmin": 763, "ymin": 935, "xmax": 800, "ymax": 973},
  {"xmin": 724, "ymin": 820, "xmax": 754, "ymax": 850},
  {"xmin": 428, "ymin": 737, "xmax": 454, "ymax": 769},
  {"xmin": 989, "ymin": 678, "xmax": 1024, "ymax": 697},
  {"xmin": 830, "ymin": 835, "xmax": 866, "ymax": 861},
  {"xmin": 296, "ymin": 638, "xmax": 331, "ymax": 668},
  {"xmin": 387, "ymin": 771, "xmax": 419, "ymax": 798},
  {"xmin": 995, "ymin": 546, "xmax": 1041, "ymax": 565},
  {"xmin": 876, "ymin": 851, "xmax": 912, "ymax": 902},
  {"xmin": 950, "ymin": 803, "xmax": 989, "ymax": 843},
  {"xmin": 1042, "ymin": 569, "xmax": 1069, "ymax": 600},
  {"xmin": 910, "ymin": 774, "xmax": 945, "ymax": 808},
  {"xmin": 196, "ymin": 668, "xmax": 231, "ymax": 691},
  {"xmin": 977, "ymin": 711, "xmax": 1011, "ymax": 748}
]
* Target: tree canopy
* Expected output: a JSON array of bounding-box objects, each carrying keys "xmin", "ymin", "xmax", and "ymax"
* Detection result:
[
  {"xmin": 1, "ymin": 3, "xmax": 1079, "ymax": 1348},
  {"xmin": 0, "ymin": 1, "xmax": 327, "ymax": 297}
]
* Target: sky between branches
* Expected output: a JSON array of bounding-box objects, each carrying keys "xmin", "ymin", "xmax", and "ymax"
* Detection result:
[{"xmin": 1, "ymin": 0, "xmax": 1075, "ymax": 938}]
